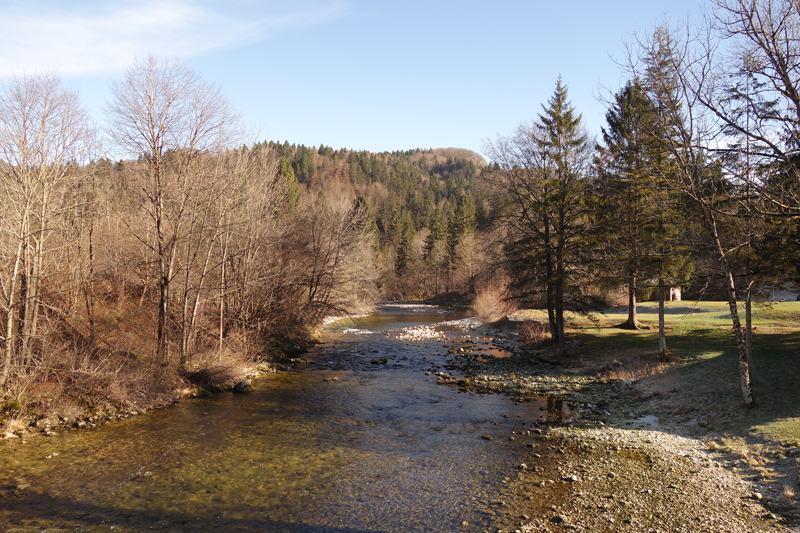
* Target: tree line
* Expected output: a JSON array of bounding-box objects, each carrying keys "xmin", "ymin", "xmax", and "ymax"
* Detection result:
[
  {"xmin": 0, "ymin": 54, "xmax": 496, "ymax": 413},
  {"xmin": 252, "ymin": 140, "xmax": 493, "ymax": 300}
]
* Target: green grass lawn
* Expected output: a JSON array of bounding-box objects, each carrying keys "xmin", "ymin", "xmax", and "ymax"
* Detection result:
[{"xmin": 516, "ymin": 301, "xmax": 800, "ymax": 444}]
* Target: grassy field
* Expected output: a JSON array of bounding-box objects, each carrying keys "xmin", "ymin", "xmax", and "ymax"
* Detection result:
[
  {"xmin": 510, "ymin": 301, "xmax": 800, "ymax": 504},
  {"xmin": 515, "ymin": 301, "xmax": 800, "ymax": 444}
]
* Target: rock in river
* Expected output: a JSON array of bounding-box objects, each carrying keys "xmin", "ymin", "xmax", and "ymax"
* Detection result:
[{"xmin": 232, "ymin": 381, "xmax": 252, "ymax": 393}]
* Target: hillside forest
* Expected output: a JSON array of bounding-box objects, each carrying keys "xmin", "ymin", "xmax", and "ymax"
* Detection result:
[{"xmin": 2, "ymin": 1, "xmax": 800, "ymax": 415}]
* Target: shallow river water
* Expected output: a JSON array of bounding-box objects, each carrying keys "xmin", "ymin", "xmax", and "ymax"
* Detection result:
[{"xmin": 0, "ymin": 304, "xmax": 570, "ymax": 533}]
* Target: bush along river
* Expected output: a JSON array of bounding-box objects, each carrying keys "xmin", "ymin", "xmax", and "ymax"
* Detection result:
[{"xmin": 0, "ymin": 304, "xmax": 778, "ymax": 532}]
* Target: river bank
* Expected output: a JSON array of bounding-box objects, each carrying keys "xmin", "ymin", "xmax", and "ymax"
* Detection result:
[
  {"xmin": 0, "ymin": 360, "xmax": 290, "ymax": 442},
  {"xmin": 440, "ymin": 315, "xmax": 798, "ymax": 532}
]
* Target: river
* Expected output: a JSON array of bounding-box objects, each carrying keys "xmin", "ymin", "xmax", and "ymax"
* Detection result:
[{"xmin": 0, "ymin": 304, "xmax": 571, "ymax": 532}]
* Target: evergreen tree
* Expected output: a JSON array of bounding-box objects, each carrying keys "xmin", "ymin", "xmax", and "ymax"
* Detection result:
[
  {"xmin": 278, "ymin": 156, "xmax": 301, "ymax": 211},
  {"xmin": 423, "ymin": 208, "xmax": 447, "ymax": 261},
  {"xmin": 394, "ymin": 211, "xmax": 415, "ymax": 276},
  {"xmin": 423, "ymin": 207, "xmax": 448, "ymax": 296},
  {"xmin": 597, "ymin": 80, "xmax": 684, "ymax": 330},
  {"xmin": 352, "ymin": 194, "xmax": 380, "ymax": 254},
  {"xmin": 292, "ymin": 146, "xmax": 316, "ymax": 184},
  {"xmin": 447, "ymin": 194, "xmax": 477, "ymax": 265},
  {"xmin": 486, "ymin": 77, "xmax": 596, "ymax": 352},
  {"xmin": 636, "ymin": 24, "xmax": 754, "ymax": 405}
]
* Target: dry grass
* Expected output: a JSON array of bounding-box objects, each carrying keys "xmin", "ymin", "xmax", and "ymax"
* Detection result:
[
  {"xmin": 0, "ymin": 328, "xmax": 179, "ymax": 432},
  {"xmin": 601, "ymin": 360, "xmax": 675, "ymax": 382},
  {"xmin": 518, "ymin": 320, "xmax": 550, "ymax": 344},
  {"xmin": 180, "ymin": 350, "xmax": 249, "ymax": 389},
  {"xmin": 0, "ymin": 274, "xmax": 270, "ymax": 434},
  {"xmin": 470, "ymin": 283, "xmax": 517, "ymax": 324},
  {"xmin": 2, "ymin": 416, "xmax": 28, "ymax": 434}
]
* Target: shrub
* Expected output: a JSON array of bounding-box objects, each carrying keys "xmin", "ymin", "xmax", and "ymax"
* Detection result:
[
  {"xmin": 519, "ymin": 320, "xmax": 550, "ymax": 344},
  {"xmin": 470, "ymin": 284, "xmax": 517, "ymax": 324}
]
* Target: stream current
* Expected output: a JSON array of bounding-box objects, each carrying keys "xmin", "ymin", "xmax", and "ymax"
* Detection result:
[{"xmin": 0, "ymin": 304, "xmax": 571, "ymax": 532}]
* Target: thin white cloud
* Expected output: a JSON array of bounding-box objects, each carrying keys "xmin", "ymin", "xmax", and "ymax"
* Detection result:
[{"xmin": 0, "ymin": 0, "xmax": 350, "ymax": 76}]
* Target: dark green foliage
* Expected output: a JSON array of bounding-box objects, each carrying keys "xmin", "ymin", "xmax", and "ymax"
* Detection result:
[
  {"xmin": 487, "ymin": 78, "xmax": 597, "ymax": 352},
  {"xmin": 251, "ymin": 142, "xmax": 491, "ymax": 298},
  {"xmin": 596, "ymin": 80, "xmax": 686, "ymax": 325},
  {"xmin": 447, "ymin": 194, "xmax": 476, "ymax": 264},
  {"xmin": 352, "ymin": 194, "xmax": 378, "ymax": 235},
  {"xmin": 292, "ymin": 145, "xmax": 316, "ymax": 184},
  {"xmin": 394, "ymin": 210, "xmax": 416, "ymax": 276},
  {"xmin": 423, "ymin": 208, "xmax": 447, "ymax": 261},
  {"xmin": 278, "ymin": 156, "xmax": 301, "ymax": 211}
]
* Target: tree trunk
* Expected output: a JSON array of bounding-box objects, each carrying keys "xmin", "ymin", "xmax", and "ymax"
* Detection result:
[
  {"xmin": 158, "ymin": 272, "xmax": 170, "ymax": 363},
  {"xmin": 555, "ymin": 234, "xmax": 566, "ymax": 353},
  {"xmin": 745, "ymin": 282, "xmax": 754, "ymax": 385},
  {"xmin": 219, "ymin": 237, "xmax": 229, "ymax": 360},
  {"xmin": 625, "ymin": 269, "xmax": 639, "ymax": 328},
  {"xmin": 179, "ymin": 265, "xmax": 191, "ymax": 368},
  {"xmin": 25, "ymin": 184, "xmax": 51, "ymax": 367},
  {"xmin": 726, "ymin": 269, "xmax": 754, "ymax": 407},
  {"xmin": 708, "ymin": 212, "xmax": 755, "ymax": 408},
  {"xmin": 185, "ymin": 232, "xmax": 218, "ymax": 366},
  {"xmin": 84, "ymin": 210, "xmax": 96, "ymax": 346},
  {"xmin": 0, "ymin": 237, "xmax": 25, "ymax": 387},
  {"xmin": 544, "ymin": 231, "xmax": 556, "ymax": 339},
  {"xmin": 658, "ymin": 272, "xmax": 667, "ymax": 360}
]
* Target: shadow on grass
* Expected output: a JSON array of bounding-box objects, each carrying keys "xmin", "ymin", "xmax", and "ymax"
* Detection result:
[{"xmin": 571, "ymin": 324, "xmax": 800, "ymax": 436}]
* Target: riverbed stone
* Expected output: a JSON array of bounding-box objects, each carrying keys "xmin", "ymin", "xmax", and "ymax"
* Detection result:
[{"xmin": 232, "ymin": 381, "xmax": 252, "ymax": 393}]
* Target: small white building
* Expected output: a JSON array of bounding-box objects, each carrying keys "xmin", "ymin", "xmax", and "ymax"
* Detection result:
[{"xmin": 669, "ymin": 286, "xmax": 681, "ymax": 301}]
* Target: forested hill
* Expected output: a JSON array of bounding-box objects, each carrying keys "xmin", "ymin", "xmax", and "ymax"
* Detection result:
[{"xmin": 255, "ymin": 142, "xmax": 494, "ymax": 235}]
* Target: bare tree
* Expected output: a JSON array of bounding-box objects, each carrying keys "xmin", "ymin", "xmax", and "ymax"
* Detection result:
[
  {"xmin": 0, "ymin": 73, "xmax": 93, "ymax": 387},
  {"xmin": 300, "ymin": 194, "xmax": 379, "ymax": 324},
  {"xmin": 705, "ymin": 0, "xmax": 800, "ymax": 216},
  {"xmin": 105, "ymin": 55, "xmax": 242, "ymax": 364}
]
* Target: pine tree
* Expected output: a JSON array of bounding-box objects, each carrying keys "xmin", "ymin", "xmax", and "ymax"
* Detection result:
[
  {"xmin": 394, "ymin": 211, "xmax": 415, "ymax": 277},
  {"xmin": 599, "ymin": 81, "xmax": 671, "ymax": 329},
  {"xmin": 423, "ymin": 207, "xmax": 448, "ymax": 296},
  {"xmin": 447, "ymin": 194, "xmax": 477, "ymax": 264},
  {"xmin": 637, "ymin": 24, "xmax": 754, "ymax": 405},
  {"xmin": 278, "ymin": 156, "xmax": 301, "ymax": 211},
  {"xmin": 352, "ymin": 194, "xmax": 378, "ymax": 236},
  {"xmin": 486, "ymin": 77, "xmax": 596, "ymax": 352},
  {"xmin": 423, "ymin": 207, "xmax": 446, "ymax": 261},
  {"xmin": 536, "ymin": 78, "xmax": 596, "ymax": 351}
]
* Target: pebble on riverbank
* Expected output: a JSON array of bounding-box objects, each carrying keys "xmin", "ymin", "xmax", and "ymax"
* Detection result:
[{"xmin": 439, "ymin": 327, "xmax": 794, "ymax": 532}]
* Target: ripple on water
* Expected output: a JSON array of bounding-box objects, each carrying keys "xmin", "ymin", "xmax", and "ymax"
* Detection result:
[{"xmin": 0, "ymin": 304, "xmax": 563, "ymax": 533}]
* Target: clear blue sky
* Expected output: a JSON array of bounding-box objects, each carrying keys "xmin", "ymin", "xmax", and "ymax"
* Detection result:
[{"xmin": 0, "ymin": 0, "xmax": 707, "ymax": 158}]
